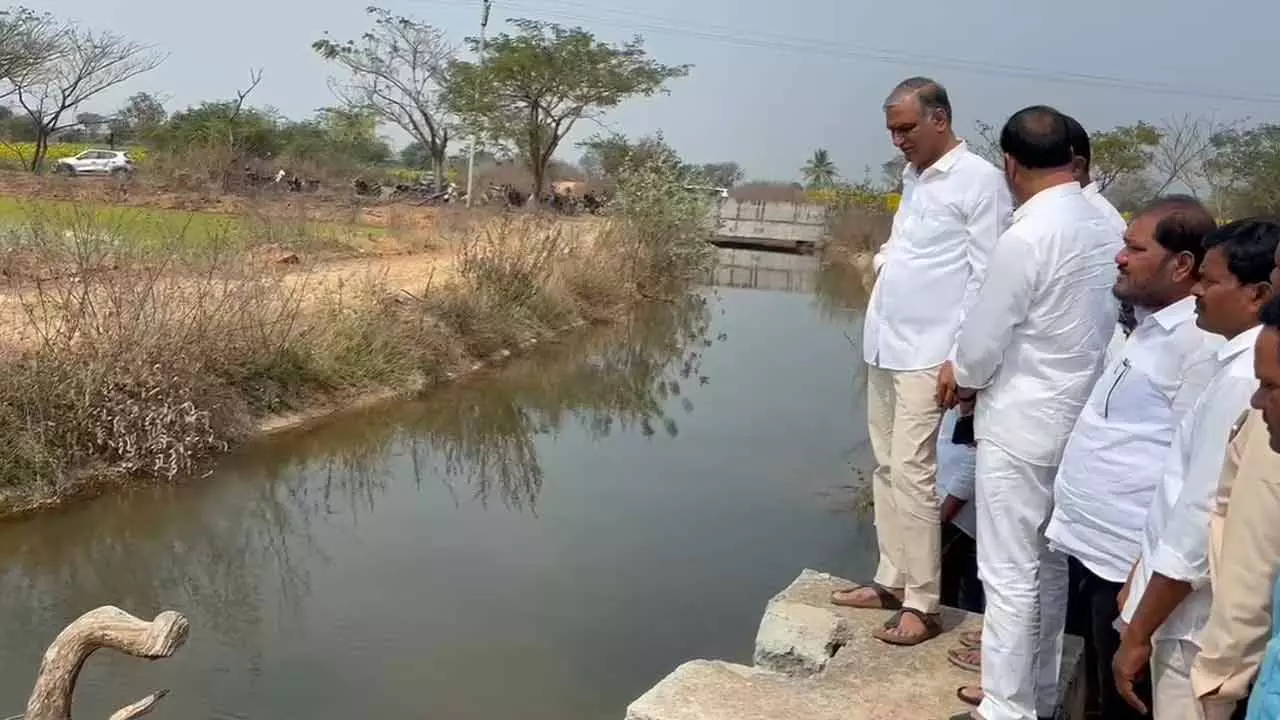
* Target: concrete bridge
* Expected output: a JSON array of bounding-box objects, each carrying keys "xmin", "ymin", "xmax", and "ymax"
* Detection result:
[{"xmin": 713, "ymin": 200, "xmax": 829, "ymax": 254}]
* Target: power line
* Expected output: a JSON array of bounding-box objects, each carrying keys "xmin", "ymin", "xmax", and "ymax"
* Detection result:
[{"xmin": 413, "ymin": 0, "xmax": 1280, "ymax": 106}]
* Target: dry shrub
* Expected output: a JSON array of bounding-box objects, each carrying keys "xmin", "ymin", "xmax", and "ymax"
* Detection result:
[
  {"xmin": 426, "ymin": 215, "xmax": 577, "ymax": 358},
  {"xmin": 825, "ymin": 204, "xmax": 892, "ymax": 258}
]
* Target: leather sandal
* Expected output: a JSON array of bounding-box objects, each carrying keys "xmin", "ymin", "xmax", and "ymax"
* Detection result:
[
  {"xmin": 829, "ymin": 583, "xmax": 903, "ymax": 610},
  {"xmin": 872, "ymin": 607, "xmax": 942, "ymax": 646}
]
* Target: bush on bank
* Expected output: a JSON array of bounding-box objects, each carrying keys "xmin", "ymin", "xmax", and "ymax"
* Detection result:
[{"xmin": 0, "ymin": 151, "xmax": 716, "ymax": 514}]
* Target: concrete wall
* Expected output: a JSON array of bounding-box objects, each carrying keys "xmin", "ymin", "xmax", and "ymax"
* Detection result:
[{"xmin": 714, "ymin": 200, "xmax": 829, "ymax": 250}]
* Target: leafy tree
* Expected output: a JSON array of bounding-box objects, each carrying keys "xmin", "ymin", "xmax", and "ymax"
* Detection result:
[
  {"xmin": 446, "ymin": 19, "xmax": 689, "ymax": 197},
  {"xmin": 880, "ymin": 156, "xmax": 906, "ymax": 193},
  {"xmin": 1090, "ymin": 122, "xmax": 1161, "ymax": 191},
  {"xmin": 693, "ymin": 162, "xmax": 743, "ymax": 188},
  {"xmin": 6, "ymin": 20, "xmax": 163, "ymax": 170},
  {"xmin": 110, "ymin": 91, "xmax": 167, "ymax": 141},
  {"xmin": 801, "ymin": 148, "xmax": 839, "ymax": 189},
  {"xmin": 314, "ymin": 7, "xmax": 456, "ymax": 184},
  {"xmin": 579, "ymin": 132, "xmax": 684, "ymax": 181},
  {"xmin": 153, "ymin": 102, "xmax": 281, "ymax": 159},
  {"xmin": 1206, "ymin": 123, "xmax": 1280, "ymax": 216}
]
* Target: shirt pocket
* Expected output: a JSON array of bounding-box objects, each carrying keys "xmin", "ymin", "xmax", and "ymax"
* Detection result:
[{"xmin": 1093, "ymin": 343, "xmax": 1179, "ymax": 419}]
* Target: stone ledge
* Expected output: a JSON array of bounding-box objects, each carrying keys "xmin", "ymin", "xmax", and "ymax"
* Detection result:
[{"xmin": 626, "ymin": 569, "xmax": 1086, "ymax": 720}]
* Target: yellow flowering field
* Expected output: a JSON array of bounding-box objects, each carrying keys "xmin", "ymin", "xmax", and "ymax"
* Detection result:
[
  {"xmin": 805, "ymin": 187, "xmax": 900, "ymax": 213},
  {"xmin": 0, "ymin": 143, "xmax": 149, "ymax": 165}
]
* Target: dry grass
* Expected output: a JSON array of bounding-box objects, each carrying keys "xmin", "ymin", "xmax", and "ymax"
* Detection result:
[{"xmin": 0, "ymin": 159, "xmax": 710, "ymax": 514}]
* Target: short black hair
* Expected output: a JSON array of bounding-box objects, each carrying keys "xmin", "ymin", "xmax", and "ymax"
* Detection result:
[
  {"xmin": 1261, "ymin": 294, "xmax": 1280, "ymax": 329},
  {"xmin": 1201, "ymin": 218, "xmax": 1280, "ymax": 285},
  {"xmin": 884, "ymin": 77, "xmax": 952, "ymax": 124},
  {"xmin": 1137, "ymin": 195, "xmax": 1218, "ymax": 272},
  {"xmin": 1000, "ymin": 106, "xmax": 1074, "ymax": 169},
  {"xmin": 1062, "ymin": 114, "xmax": 1091, "ymax": 167}
]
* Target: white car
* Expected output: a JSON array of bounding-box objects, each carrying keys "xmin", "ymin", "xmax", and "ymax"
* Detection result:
[{"xmin": 54, "ymin": 149, "xmax": 136, "ymax": 176}]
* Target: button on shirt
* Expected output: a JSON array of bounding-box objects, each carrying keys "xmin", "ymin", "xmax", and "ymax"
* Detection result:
[
  {"xmin": 863, "ymin": 142, "xmax": 1012, "ymax": 371},
  {"xmin": 952, "ymin": 182, "xmax": 1121, "ymax": 467},
  {"xmin": 1082, "ymin": 181, "xmax": 1128, "ymax": 240},
  {"xmin": 1119, "ymin": 325, "xmax": 1263, "ymax": 645},
  {"xmin": 1046, "ymin": 296, "xmax": 1222, "ymax": 583}
]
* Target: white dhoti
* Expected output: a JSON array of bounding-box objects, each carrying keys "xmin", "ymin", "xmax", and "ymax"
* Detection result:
[{"xmin": 976, "ymin": 440, "xmax": 1070, "ymax": 720}]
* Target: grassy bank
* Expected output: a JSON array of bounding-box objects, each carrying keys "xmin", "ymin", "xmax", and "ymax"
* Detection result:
[{"xmin": 0, "ymin": 153, "xmax": 716, "ymax": 517}]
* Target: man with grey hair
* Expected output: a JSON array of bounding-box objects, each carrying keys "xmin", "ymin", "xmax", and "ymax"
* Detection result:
[{"xmin": 831, "ymin": 76, "xmax": 1012, "ymax": 646}]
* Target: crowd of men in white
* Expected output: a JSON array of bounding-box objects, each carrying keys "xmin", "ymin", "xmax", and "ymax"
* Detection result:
[{"xmin": 830, "ymin": 77, "xmax": 1280, "ymax": 720}]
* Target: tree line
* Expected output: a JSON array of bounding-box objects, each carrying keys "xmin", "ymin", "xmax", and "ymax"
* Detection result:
[
  {"xmin": 795, "ymin": 116, "xmax": 1280, "ymax": 218},
  {"xmin": 0, "ymin": 5, "xmax": 745, "ymax": 196}
]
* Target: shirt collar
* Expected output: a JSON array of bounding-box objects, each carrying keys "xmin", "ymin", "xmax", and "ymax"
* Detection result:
[
  {"xmin": 1143, "ymin": 295, "xmax": 1197, "ymax": 332},
  {"xmin": 909, "ymin": 141, "xmax": 968, "ymax": 179},
  {"xmin": 1012, "ymin": 181, "xmax": 1083, "ymax": 223},
  {"xmin": 1217, "ymin": 324, "xmax": 1262, "ymax": 364}
]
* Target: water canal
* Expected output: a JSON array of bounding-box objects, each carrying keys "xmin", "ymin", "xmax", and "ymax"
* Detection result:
[{"xmin": 0, "ymin": 248, "xmax": 878, "ymax": 720}]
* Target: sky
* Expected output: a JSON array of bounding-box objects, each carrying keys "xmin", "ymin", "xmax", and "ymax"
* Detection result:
[{"xmin": 27, "ymin": 0, "xmax": 1280, "ymax": 182}]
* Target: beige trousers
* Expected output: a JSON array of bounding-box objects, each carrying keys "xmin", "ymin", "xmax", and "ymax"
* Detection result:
[
  {"xmin": 1153, "ymin": 639, "xmax": 1209, "ymax": 720},
  {"xmin": 867, "ymin": 364, "xmax": 944, "ymax": 612}
]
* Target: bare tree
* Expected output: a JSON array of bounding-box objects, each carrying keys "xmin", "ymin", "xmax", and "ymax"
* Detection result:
[
  {"xmin": 970, "ymin": 120, "xmax": 1004, "ymax": 167},
  {"xmin": 314, "ymin": 7, "xmax": 456, "ymax": 186},
  {"xmin": 9, "ymin": 22, "xmax": 164, "ymax": 171},
  {"xmin": 226, "ymin": 68, "xmax": 263, "ymax": 149},
  {"xmin": 0, "ymin": 7, "xmax": 61, "ymax": 98},
  {"xmin": 1151, "ymin": 114, "xmax": 1230, "ymax": 197}
]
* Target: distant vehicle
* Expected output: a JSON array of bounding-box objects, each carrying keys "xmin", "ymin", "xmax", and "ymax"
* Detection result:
[
  {"xmin": 684, "ymin": 184, "xmax": 730, "ymax": 199},
  {"xmin": 53, "ymin": 149, "xmax": 135, "ymax": 177}
]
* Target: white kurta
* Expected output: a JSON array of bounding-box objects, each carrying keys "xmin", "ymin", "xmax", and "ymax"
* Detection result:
[
  {"xmin": 954, "ymin": 181, "xmax": 1120, "ymax": 720},
  {"xmin": 862, "ymin": 142, "xmax": 1012, "ymax": 371}
]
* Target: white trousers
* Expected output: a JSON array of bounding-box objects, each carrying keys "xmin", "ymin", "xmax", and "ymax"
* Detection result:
[
  {"xmin": 1153, "ymin": 639, "xmax": 1209, "ymax": 720},
  {"xmin": 866, "ymin": 365, "xmax": 944, "ymax": 612},
  {"xmin": 976, "ymin": 441, "xmax": 1070, "ymax": 720}
]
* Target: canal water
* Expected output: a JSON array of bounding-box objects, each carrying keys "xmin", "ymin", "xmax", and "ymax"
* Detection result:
[{"xmin": 0, "ymin": 249, "xmax": 877, "ymax": 720}]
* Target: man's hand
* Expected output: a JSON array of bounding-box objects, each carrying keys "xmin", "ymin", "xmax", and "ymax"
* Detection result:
[
  {"xmin": 941, "ymin": 495, "xmax": 966, "ymax": 525},
  {"xmin": 936, "ymin": 361, "xmax": 958, "ymax": 409},
  {"xmin": 1113, "ymin": 632, "xmax": 1152, "ymax": 715}
]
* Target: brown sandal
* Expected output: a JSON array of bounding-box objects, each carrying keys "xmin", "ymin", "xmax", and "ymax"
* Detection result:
[
  {"xmin": 958, "ymin": 629, "xmax": 982, "ymax": 649},
  {"xmin": 956, "ymin": 685, "xmax": 983, "ymax": 707},
  {"xmin": 830, "ymin": 583, "xmax": 903, "ymax": 610},
  {"xmin": 872, "ymin": 607, "xmax": 942, "ymax": 646},
  {"xmin": 947, "ymin": 646, "xmax": 981, "ymax": 673}
]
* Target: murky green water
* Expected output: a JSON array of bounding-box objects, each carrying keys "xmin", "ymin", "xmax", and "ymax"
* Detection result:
[{"xmin": 0, "ymin": 249, "xmax": 875, "ymax": 720}]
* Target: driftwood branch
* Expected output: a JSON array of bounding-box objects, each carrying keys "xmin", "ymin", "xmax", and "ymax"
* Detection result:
[{"xmin": 24, "ymin": 606, "xmax": 190, "ymax": 720}]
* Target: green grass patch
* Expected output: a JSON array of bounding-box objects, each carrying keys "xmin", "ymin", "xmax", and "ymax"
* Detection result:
[{"xmin": 0, "ymin": 195, "xmax": 386, "ymax": 255}]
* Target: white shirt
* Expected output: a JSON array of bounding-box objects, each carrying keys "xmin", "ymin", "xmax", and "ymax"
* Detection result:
[
  {"xmin": 1046, "ymin": 296, "xmax": 1222, "ymax": 582},
  {"xmin": 1082, "ymin": 181, "xmax": 1128, "ymax": 240},
  {"xmin": 863, "ymin": 142, "xmax": 1012, "ymax": 371},
  {"xmin": 1120, "ymin": 325, "xmax": 1262, "ymax": 645},
  {"xmin": 935, "ymin": 408, "xmax": 978, "ymax": 538},
  {"xmin": 952, "ymin": 182, "xmax": 1120, "ymax": 467}
]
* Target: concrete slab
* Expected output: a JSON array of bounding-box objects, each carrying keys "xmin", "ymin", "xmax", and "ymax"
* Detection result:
[{"xmin": 626, "ymin": 569, "xmax": 1086, "ymax": 720}]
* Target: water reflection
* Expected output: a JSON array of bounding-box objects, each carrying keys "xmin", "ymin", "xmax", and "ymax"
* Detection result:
[
  {"xmin": 238, "ymin": 292, "xmax": 715, "ymax": 516},
  {"xmin": 704, "ymin": 247, "xmax": 870, "ymax": 319},
  {"xmin": 0, "ymin": 269, "xmax": 875, "ymax": 720}
]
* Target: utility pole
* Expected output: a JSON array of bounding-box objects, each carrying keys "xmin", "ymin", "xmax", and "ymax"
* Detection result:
[{"xmin": 464, "ymin": 0, "xmax": 492, "ymax": 208}]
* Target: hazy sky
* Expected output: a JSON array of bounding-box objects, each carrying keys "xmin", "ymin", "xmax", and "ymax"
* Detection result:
[{"xmin": 30, "ymin": 0, "xmax": 1280, "ymax": 181}]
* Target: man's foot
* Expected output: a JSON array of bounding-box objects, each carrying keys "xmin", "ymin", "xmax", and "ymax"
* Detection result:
[
  {"xmin": 829, "ymin": 583, "xmax": 903, "ymax": 610},
  {"xmin": 947, "ymin": 646, "xmax": 981, "ymax": 673},
  {"xmin": 958, "ymin": 628, "xmax": 982, "ymax": 649},
  {"xmin": 873, "ymin": 607, "xmax": 942, "ymax": 646}
]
